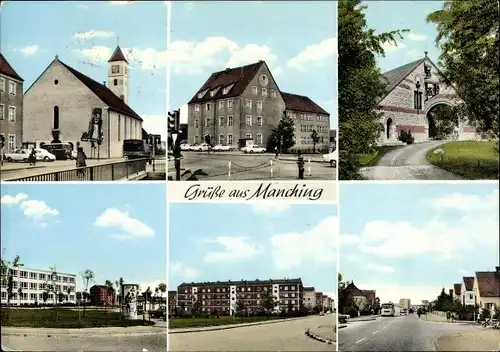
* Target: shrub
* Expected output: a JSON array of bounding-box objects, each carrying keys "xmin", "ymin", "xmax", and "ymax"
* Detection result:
[
  {"xmin": 345, "ymin": 306, "xmax": 358, "ymax": 318},
  {"xmin": 398, "ymin": 130, "xmax": 415, "ymax": 144}
]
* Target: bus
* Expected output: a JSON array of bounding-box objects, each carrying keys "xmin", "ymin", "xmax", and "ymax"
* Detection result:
[
  {"xmin": 123, "ymin": 139, "xmax": 151, "ymax": 160},
  {"xmin": 381, "ymin": 303, "xmax": 395, "ymax": 317}
]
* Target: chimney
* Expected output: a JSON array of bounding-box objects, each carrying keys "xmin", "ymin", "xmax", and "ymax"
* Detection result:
[{"xmin": 103, "ymin": 81, "xmax": 106, "ymax": 86}]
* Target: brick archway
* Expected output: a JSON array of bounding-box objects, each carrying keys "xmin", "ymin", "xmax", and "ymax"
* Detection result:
[{"xmin": 424, "ymin": 95, "xmax": 459, "ymax": 140}]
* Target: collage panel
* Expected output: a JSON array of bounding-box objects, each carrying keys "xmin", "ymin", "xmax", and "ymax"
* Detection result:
[
  {"xmin": 0, "ymin": 183, "xmax": 167, "ymax": 351},
  {"xmin": 338, "ymin": 183, "xmax": 500, "ymax": 352},
  {"xmin": 0, "ymin": 1, "xmax": 167, "ymax": 182},
  {"xmin": 167, "ymin": 1, "xmax": 337, "ymax": 183},
  {"xmin": 168, "ymin": 203, "xmax": 338, "ymax": 351},
  {"xmin": 338, "ymin": 0, "xmax": 499, "ymax": 181}
]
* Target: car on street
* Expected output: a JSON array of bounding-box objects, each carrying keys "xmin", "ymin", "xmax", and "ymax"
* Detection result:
[
  {"xmin": 180, "ymin": 143, "xmax": 191, "ymax": 151},
  {"xmin": 5, "ymin": 149, "xmax": 30, "ymax": 162},
  {"xmin": 400, "ymin": 308, "xmax": 408, "ymax": 315},
  {"xmin": 149, "ymin": 306, "xmax": 166, "ymax": 320},
  {"xmin": 322, "ymin": 149, "xmax": 338, "ymax": 168},
  {"xmin": 35, "ymin": 148, "xmax": 56, "ymax": 162},
  {"xmin": 212, "ymin": 144, "xmax": 234, "ymax": 152},
  {"xmin": 241, "ymin": 145, "xmax": 266, "ymax": 153},
  {"xmin": 193, "ymin": 143, "xmax": 211, "ymax": 152},
  {"xmin": 338, "ymin": 314, "xmax": 350, "ymax": 323}
]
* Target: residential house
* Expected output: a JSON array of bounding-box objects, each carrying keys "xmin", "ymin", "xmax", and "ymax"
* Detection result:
[
  {"xmin": 303, "ymin": 286, "xmax": 316, "ymax": 311},
  {"xmin": 473, "ymin": 267, "xmax": 500, "ymax": 311},
  {"xmin": 461, "ymin": 276, "xmax": 475, "ymax": 306},
  {"xmin": 343, "ymin": 282, "xmax": 377, "ymax": 312}
]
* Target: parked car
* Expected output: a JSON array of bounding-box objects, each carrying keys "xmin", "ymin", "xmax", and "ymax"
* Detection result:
[
  {"xmin": 180, "ymin": 143, "xmax": 191, "ymax": 151},
  {"xmin": 40, "ymin": 143, "xmax": 72, "ymax": 160},
  {"xmin": 194, "ymin": 143, "xmax": 211, "ymax": 152},
  {"xmin": 5, "ymin": 149, "xmax": 30, "ymax": 162},
  {"xmin": 212, "ymin": 144, "xmax": 233, "ymax": 152},
  {"xmin": 400, "ymin": 308, "xmax": 408, "ymax": 315},
  {"xmin": 35, "ymin": 148, "xmax": 56, "ymax": 162},
  {"xmin": 241, "ymin": 145, "xmax": 266, "ymax": 153},
  {"xmin": 338, "ymin": 314, "xmax": 350, "ymax": 324},
  {"xmin": 322, "ymin": 149, "xmax": 338, "ymax": 167}
]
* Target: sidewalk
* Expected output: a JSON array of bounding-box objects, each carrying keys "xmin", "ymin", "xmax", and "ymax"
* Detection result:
[
  {"xmin": 436, "ymin": 329, "xmax": 500, "ymax": 351},
  {"xmin": 423, "ymin": 313, "xmax": 477, "ymax": 325},
  {"xmin": 1, "ymin": 325, "xmax": 166, "ymax": 337},
  {"xmin": 306, "ymin": 324, "xmax": 336, "ymax": 344}
]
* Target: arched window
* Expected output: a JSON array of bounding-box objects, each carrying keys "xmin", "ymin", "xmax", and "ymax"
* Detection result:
[
  {"xmin": 114, "ymin": 79, "xmax": 118, "ymax": 86},
  {"xmin": 53, "ymin": 106, "xmax": 59, "ymax": 129}
]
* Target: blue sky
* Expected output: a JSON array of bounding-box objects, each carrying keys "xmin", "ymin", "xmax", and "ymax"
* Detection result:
[
  {"xmin": 340, "ymin": 183, "xmax": 499, "ymax": 305},
  {"xmin": 0, "ymin": 1, "xmax": 167, "ymax": 136},
  {"xmin": 169, "ymin": 203, "xmax": 337, "ymax": 298},
  {"xmin": 1, "ymin": 183, "xmax": 166, "ymax": 295},
  {"xmin": 168, "ymin": 1, "xmax": 337, "ymax": 129},
  {"xmin": 364, "ymin": 1, "xmax": 445, "ymax": 72}
]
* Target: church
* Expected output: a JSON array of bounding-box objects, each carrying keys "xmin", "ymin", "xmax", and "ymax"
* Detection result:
[{"xmin": 22, "ymin": 46, "xmax": 143, "ymax": 158}]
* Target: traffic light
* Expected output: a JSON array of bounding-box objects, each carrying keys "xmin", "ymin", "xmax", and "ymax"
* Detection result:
[{"xmin": 0, "ymin": 135, "xmax": 4, "ymax": 149}]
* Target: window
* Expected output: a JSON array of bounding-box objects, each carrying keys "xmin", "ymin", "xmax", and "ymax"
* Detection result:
[
  {"xmin": 219, "ymin": 101, "xmax": 224, "ymax": 110},
  {"xmin": 245, "ymin": 133, "xmax": 252, "ymax": 140},
  {"xmin": 8, "ymin": 81, "xmax": 16, "ymax": 95},
  {"xmin": 195, "ymin": 119, "xmax": 199, "ymax": 128},
  {"xmin": 0, "ymin": 104, "xmax": 4, "ymax": 120},
  {"xmin": 8, "ymin": 134, "xmax": 15, "ymax": 150},
  {"xmin": 210, "ymin": 87, "xmax": 220, "ymax": 97},
  {"xmin": 0, "ymin": 77, "xmax": 4, "ymax": 91},
  {"xmin": 195, "ymin": 104, "xmax": 200, "ymax": 112},
  {"xmin": 197, "ymin": 89, "xmax": 208, "ymax": 99},
  {"xmin": 270, "ymin": 89, "xmax": 276, "ymax": 98},
  {"xmin": 219, "ymin": 116, "xmax": 225, "ymax": 127},
  {"xmin": 257, "ymin": 116, "xmax": 262, "ymax": 126},
  {"xmin": 256, "ymin": 133, "xmax": 263, "ymax": 145},
  {"xmin": 256, "ymin": 101, "xmax": 262, "ymax": 110},
  {"xmin": 205, "ymin": 117, "xmax": 211, "ymax": 127},
  {"xmin": 252, "ymin": 86, "xmax": 257, "ymax": 95},
  {"xmin": 53, "ymin": 106, "xmax": 59, "ymax": 128},
  {"xmin": 219, "ymin": 134, "xmax": 224, "ymax": 144},
  {"xmin": 194, "ymin": 135, "xmax": 199, "ymax": 144},
  {"xmin": 414, "ymin": 91, "xmax": 423, "ymax": 110},
  {"xmin": 246, "ymin": 115, "xmax": 252, "ymax": 126},
  {"xmin": 261, "ymin": 88, "xmax": 267, "ymax": 97},
  {"xmin": 7, "ymin": 106, "xmax": 16, "ymax": 122},
  {"xmin": 223, "ymin": 84, "xmax": 234, "ymax": 95},
  {"xmin": 259, "ymin": 74, "xmax": 268, "ymax": 86},
  {"xmin": 113, "ymin": 79, "xmax": 118, "ymax": 86},
  {"xmin": 227, "ymin": 116, "xmax": 233, "ymax": 126},
  {"xmin": 227, "ymin": 100, "xmax": 233, "ymax": 110},
  {"xmin": 29, "ymin": 272, "xmax": 36, "ymax": 279},
  {"xmin": 245, "ymin": 100, "xmax": 252, "ymax": 109},
  {"xmin": 206, "ymin": 103, "xmax": 211, "ymax": 111}
]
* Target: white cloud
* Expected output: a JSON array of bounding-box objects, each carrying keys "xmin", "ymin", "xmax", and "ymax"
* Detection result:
[
  {"xmin": 252, "ymin": 203, "xmax": 290, "ymax": 215},
  {"xmin": 20, "ymin": 200, "xmax": 59, "ymax": 220},
  {"xmin": 1, "ymin": 193, "xmax": 28, "ymax": 205},
  {"xmin": 272, "ymin": 66, "xmax": 282, "ymax": 77},
  {"xmin": 382, "ymin": 41, "xmax": 405, "ymax": 54},
  {"xmin": 141, "ymin": 114, "xmax": 166, "ymax": 140},
  {"xmin": 170, "ymin": 262, "xmax": 199, "ymax": 281},
  {"xmin": 287, "ymin": 37, "xmax": 337, "ymax": 71},
  {"xmin": 19, "ymin": 45, "xmax": 40, "ymax": 56},
  {"xmin": 356, "ymin": 282, "xmax": 443, "ymax": 305},
  {"xmin": 76, "ymin": 45, "xmax": 111, "ymax": 63},
  {"xmin": 270, "ymin": 216, "xmax": 337, "ymax": 270},
  {"xmin": 204, "ymin": 237, "xmax": 263, "ymax": 263},
  {"xmin": 95, "ymin": 208, "xmax": 155, "ymax": 239},
  {"xmin": 427, "ymin": 189, "xmax": 499, "ymax": 213},
  {"xmin": 139, "ymin": 280, "xmax": 167, "ymax": 296},
  {"xmin": 408, "ymin": 32, "xmax": 428, "ymax": 41},
  {"xmin": 226, "ymin": 44, "xmax": 277, "ymax": 68},
  {"xmin": 369, "ymin": 263, "xmax": 395, "ymax": 273},
  {"xmin": 74, "ymin": 30, "xmax": 115, "ymax": 40}
]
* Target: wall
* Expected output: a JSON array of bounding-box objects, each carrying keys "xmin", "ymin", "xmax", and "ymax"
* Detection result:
[{"xmin": 0, "ymin": 74, "xmax": 24, "ymax": 150}]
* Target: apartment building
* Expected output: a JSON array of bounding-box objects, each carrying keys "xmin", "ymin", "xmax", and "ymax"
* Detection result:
[
  {"xmin": 186, "ymin": 60, "xmax": 329, "ymax": 151},
  {"xmin": 303, "ymin": 286, "xmax": 316, "ymax": 311},
  {"xmin": 0, "ymin": 267, "xmax": 77, "ymax": 305},
  {"xmin": 176, "ymin": 278, "xmax": 303, "ymax": 316},
  {"xmin": 0, "ymin": 53, "xmax": 24, "ymax": 151},
  {"xmin": 315, "ymin": 291, "xmax": 324, "ymax": 309}
]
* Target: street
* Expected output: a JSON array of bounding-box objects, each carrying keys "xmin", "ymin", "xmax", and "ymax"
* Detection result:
[
  {"xmin": 360, "ymin": 141, "xmax": 463, "ymax": 180},
  {"xmin": 338, "ymin": 313, "xmax": 486, "ymax": 351},
  {"xmin": 169, "ymin": 315, "xmax": 335, "ymax": 351},
  {"xmin": 168, "ymin": 152, "xmax": 336, "ymax": 181}
]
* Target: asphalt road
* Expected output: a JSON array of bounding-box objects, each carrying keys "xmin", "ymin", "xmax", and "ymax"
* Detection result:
[
  {"xmin": 169, "ymin": 315, "xmax": 335, "ymax": 351},
  {"xmin": 168, "ymin": 152, "xmax": 336, "ymax": 181},
  {"xmin": 360, "ymin": 141, "xmax": 463, "ymax": 180},
  {"xmin": 338, "ymin": 313, "xmax": 485, "ymax": 351}
]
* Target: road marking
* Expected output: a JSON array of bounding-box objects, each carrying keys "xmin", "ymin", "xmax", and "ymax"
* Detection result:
[{"xmin": 355, "ymin": 338, "xmax": 366, "ymax": 344}]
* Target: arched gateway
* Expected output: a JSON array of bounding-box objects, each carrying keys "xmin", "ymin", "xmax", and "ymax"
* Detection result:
[{"xmin": 376, "ymin": 52, "xmax": 479, "ymax": 145}]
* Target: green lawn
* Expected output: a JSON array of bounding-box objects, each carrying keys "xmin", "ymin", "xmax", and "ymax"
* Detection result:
[
  {"xmin": 169, "ymin": 315, "xmax": 283, "ymax": 329},
  {"xmin": 426, "ymin": 141, "xmax": 499, "ymax": 179},
  {"xmin": 1, "ymin": 308, "xmax": 155, "ymax": 328},
  {"xmin": 358, "ymin": 146, "xmax": 404, "ymax": 167}
]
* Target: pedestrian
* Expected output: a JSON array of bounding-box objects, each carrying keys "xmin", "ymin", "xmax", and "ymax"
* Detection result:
[
  {"xmin": 274, "ymin": 145, "xmax": 279, "ymax": 159},
  {"xmin": 76, "ymin": 147, "xmax": 87, "ymax": 178},
  {"xmin": 29, "ymin": 147, "xmax": 36, "ymax": 166}
]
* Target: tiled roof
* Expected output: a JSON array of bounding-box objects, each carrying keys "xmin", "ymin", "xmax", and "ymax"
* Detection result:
[
  {"xmin": 188, "ymin": 61, "xmax": 264, "ymax": 104},
  {"xmin": 343, "ymin": 282, "xmax": 365, "ymax": 297},
  {"xmin": 282, "ymin": 92, "xmax": 329, "ymax": 115},
  {"xmin": 0, "ymin": 53, "xmax": 24, "ymax": 81},
  {"xmin": 303, "ymin": 287, "xmax": 315, "ymax": 292},
  {"xmin": 381, "ymin": 58, "xmax": 424, "ymax": 96},
  {"xmin": 58, "ymin": 59, "xmax": 142, "ymax": 121},
  {"xmin": 360, "ymin": 289, "xmax": 376, "ymax": 301},
  {"xmin": 178, "ymin": 278, "xmax": 302, "ymax": 287},
  {"xmin": 108, "ymin": 46, "xmax": 128, "ymax": 64},
  {"xmin": 453, "ymin": 283, "xmax": 461, "ymax": 296},
  {"xmin": 476, "ymin": 272, "xmax": 500, "ymax": 298},
  {"xmin": 463, "ymin": 276, "xmax": 474, "ymax": 291}
]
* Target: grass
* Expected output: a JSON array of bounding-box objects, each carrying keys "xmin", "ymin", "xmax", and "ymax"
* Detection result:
[
  {"xmin": 358, "ymin": 146, "xmax": 404, "ymax": 167},
  {"xmin": 426, "ymin": 140, "xmax": 499, "ymax": 179},
  {"xmin": 1, "ymin": 307, "xmax": 155, "ymax": 328},
  {"xmin": 169, "ymin": 315, "xmax": 283, "ymax": 329}
]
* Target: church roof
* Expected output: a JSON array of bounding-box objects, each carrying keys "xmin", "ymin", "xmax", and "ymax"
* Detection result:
[
  {"xmin": 0, "ymin": 53, "xmax": 24, "ymax": 81},
  {"xmin": 108, "ymin": 46, "xmax": 128, "ymax": 64},
  {"xmin": 58, "ymin": 59, "xmax": 142, "ymax": 121},
  {"xmin": 382, "ymin": 57, "xmax": 425, "ymax": 95}
]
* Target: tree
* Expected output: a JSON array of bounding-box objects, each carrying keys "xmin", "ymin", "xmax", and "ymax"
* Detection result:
[
  {"xmin": 1, "ymin": 254, "xmax": 23, "ymax": 314},
  {"xmin": 338, "ymin": 0, "xmax": 408, "ymax": 179},
  {"xmin": 104, "ymin": 280, "xmax": 114, "ymax": 315},
  {"xmin": 58, "ymin": 292, "xmax": 65, "ymax": 304},
  {"xmin": 310, "ymin": 130, "xmax": 321, "ymax": 153},
  {"xmin": 81, "ymin": 269, "xmax": 95, "ymax": 317},
  {"xmin": 76, "ymin": 291, "xmax": 82, "ymax": 304},
  {"xmin": 143, "ymin": 287, "xmax": 153, "ymax": 311},
  {"xmin": 267, "ymin": 111, "xmax": 296, "ymax": 153},
  {"xmin": 427, "ymin": 0, "xmax": 499, "ymax": 140},
  {"xmin": 158, "ymin": 282, "xmax": 167, "ymax": 305},
  {"xmin": 428, "ymin": 105, "xmax": 457, "ymax": 139},
  {"xmin": 42, "ymin": 291, "xmax": 49, "ymax": 305},
  {"xmin": 338, "ymin": 272, "xmax": 347, "ymax": 314},
  {"xmin": 66, "ymin": 287, "xmax": 72, "ymax": 302},
  {"xmin": 235, "ymin": 298, "xmax": 247, "ymax": 317},
  {"xmin": 260, "ymin": 291, "xmax": 277, "ymax": 313}
]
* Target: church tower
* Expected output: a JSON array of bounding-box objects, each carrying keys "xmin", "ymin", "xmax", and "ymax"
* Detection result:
[{"xmin": 107, "ymin": 45, "xmax": 129, "ymax": 104}]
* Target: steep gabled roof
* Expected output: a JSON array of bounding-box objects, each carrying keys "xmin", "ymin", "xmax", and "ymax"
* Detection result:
[
  {"xmin": 187, "ymin": 61, "xmax": 264, "ymax": 104},
  {"xmin": 381, "ymin": 58, "xmax": 424, "ymax": 96},
  {"xmin": 453, "ymin": 283, "xmax": 461, "ymax": 296},
  {"xmin": 58, "ymin": 59, "xmax": 142, "ymax": 121},
  {"xmin": 0, "ymin": 53, "xmax": 24, "ymax": 81},
  {"xmin": 476, "ymin": 272, "xmax": 500, "ymax": 297},
  {"xmin": 360, "ymin": 289, "xmax": 376, "ymax": 301},
  {"xmin": 282, "ymin": 92, "xmax": 329, "ymax": 115},
  {"xmin": 463, "ymin": 276, "xmax": 474, "ymax": 291},
  {"xmin": 343, "ymin": 282, "xmax": 365, "ymax": 297},
  {"xmin": 108, "ymin": 46, "xmax": 128, "ymax": 64}
]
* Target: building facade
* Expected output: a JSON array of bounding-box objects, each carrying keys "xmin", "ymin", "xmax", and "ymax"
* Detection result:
[
  {"xmin": 474, "ymin": 268, "xmax": 500, "ymax": 311},
  {"xmin": 0, "ymin": 267, "xmax": 76, "ymax": 305},
  {"xmin": 399, "ymin": 298, "xmax": 411, "ymax": 310},
  {"xmin": 303, "ymin": 286, "xmax": 316, "ymax": 311},
  {"xmin": 89, "ymin": 285, "xmax": 116, "ymax": 306},
  {"xmin": 0, "ymin": 53, "xmax": 24, "ymax": 151},
  {"xmin": 186, "ymin": 61, "xmax": 329, "ymax": 151},
  {"xmin": 168, "ymin": 290, "xmax": 177, "ymax": 314},
  {"xmin": 378, "ymin": 53, "xmax": 479, "ymax": 145},
  {"xmin": 176, "ymin": 278, "xmax": 303, "ymax": 316},
  {"xmin": 22, "ymin": 46, "xmax": 143, "ymax": 158},
  {"xmin": 460, "ymin": 276, "xmax": 475, "ymax": 306}
]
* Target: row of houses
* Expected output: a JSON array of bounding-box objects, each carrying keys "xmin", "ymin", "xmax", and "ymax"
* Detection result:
[
  {"xmin": 168, "ymin": 278, "xmax": 334, "ymax": 316},
  {"xmin": 451, "ymin": 266, "xmax": 500, "ymax": 311},
  {"xmin": 0, "ymin": 48, "xmax": 151, "ymax": 159},
  {"xmin": 340, "ymin": 282, "xmax": 377, "ymax": 313}
]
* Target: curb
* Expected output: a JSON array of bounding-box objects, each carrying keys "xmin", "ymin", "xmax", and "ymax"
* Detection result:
[
  {"xmin": 0, "ymin": 331, "xmax": 166, "ymax": 338},
  {"xmin": 338, "ymin": 324, "xmax": 347, "ymax": 329},
  {"xmin": 304, "ymin": 328, "xmax": 334, "ymax": 345}
]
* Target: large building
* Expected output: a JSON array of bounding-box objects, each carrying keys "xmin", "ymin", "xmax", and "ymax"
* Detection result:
[
  {"xmin": 377, "ymin": 52, "xmax": 479, "ymax": 144},
  {"xmin": 176, "ymin": 278, "xmax": 303, "ymax": 316},
  {"xmin": 0, "ymin": 267, "xmax": 77, "ymax": 305},
  {"xmin": 186, "ymin": 61, "xmax": 330, "ymax": 151},
  {"xmin": 89, "ymin": 285, "xmax": 115, "ymax": 306},
  {"xmin": 399, "ymin": 298, "xmax": 411, "ymax": 310},
  {"xmin": 303, "ymin": 286, "xmax": 316, "ymax": 311},
  {"xmin": 0, "ymin": 53, "xmax": 24, "ymax": 151},
  {"xmin": 168, "ymin": 290, "xmax": 177, "ymax": 314},
  {"xmin": 22, "ymin": 46, "xmax": 143, "ymax": 158}
]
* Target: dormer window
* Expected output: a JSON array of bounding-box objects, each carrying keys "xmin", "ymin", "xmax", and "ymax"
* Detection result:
[
  {"xmin": 197, "ymin": 89, "xmax": 209, "ymax": 99},
  {"xmin": 206, "ymin": 103, "xmax": 211, "ymax": 111},
  {"xmin": 210, "ymin": 87, "xmax": 221, "ymax": 97},
  {"xmin": 223, "ymin": 84, "xmax": 235, "ymax": 95}
]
